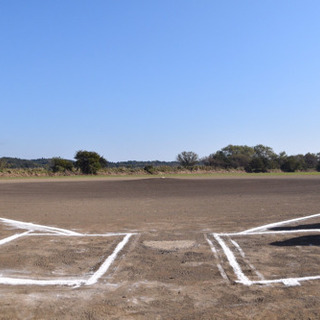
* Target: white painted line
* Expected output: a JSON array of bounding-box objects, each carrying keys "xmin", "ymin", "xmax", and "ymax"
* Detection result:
[
  {"xmin": 230, "ymin": 239, "xmax": 245, "ymax": 258},
  {"xmin": 213, "ymin": 234, "xmax": 252, "ymax": 286},
  {"xmin": 205, "ymin": 235, "xmax": 229, "ymax": 281},
  {"xmin": 85, "ymin": 233, "xmax": 133, "ymax": 286},
  {"xmin": 248, "ymin": 275, "xmax": 320, "ymax": 286},
  {"xmin": 205, "ymin": 235, "xmax": 218, "ymax": 254},
  {"xmin": 217, "ymin": 264, "xmax": 228, "ymax": 281},
  {"xmin": 220, "ymin": 229, "xmax": 320, "ymax": 237},
  {"xmin": 0, "ymin": 217, "xmax": 81, "ymax": 235},
  {"xmin": 230, "ymin": 239, "xmax": 265, "ymax": 281},
  {"xmin": 210, "ymin": 213, "xmax": 320, "ymax": 287},
  {"xmin": 0, "ymin": 231, "xmax": 31, "ymax": 246},
  {"xmin": 28, "ymin": 233, "xmax": 130, "ymax": 237},
  {"xmin": 0, "ymin": 277, "xmax": 85, "ymax": 287},
  {"xmin": 241, "ymin": 212, "xmax": 320, "ymax": 234}
]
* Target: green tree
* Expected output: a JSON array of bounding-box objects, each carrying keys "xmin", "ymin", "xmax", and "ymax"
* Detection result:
[
  {"xmin": 277, "ymin": 151, "xmax": 288, "ymax": 168},
  {"xmin": 244, "ymin": 145, "xmax": 278, "ymax": 172},
  {"xmin": 304, "ymin": 153, "xmax": 318, "ymax": 169},
  {"xmin": 204, "ymin": 145, "xmax": 255, "ymax": 169},
  {"xmin": 51, "ymin": 157, "xmax": 74, "ymax": 173},
  {"xmin": 220, "ymin": 145, "xmax": 254, "ymax": 169},
  {"xmin": 246, "ymin": 157, "xmax": 267, "ymax": 173},
  {"xmin": 0, "ymin": 158, "xmax": 7, "ymax": 171},
  {"xmin": 281, "ymin": 155, "xmax": 306, "ymax": 172},
  {"xmin": 177, "ymin": 151, "xmax": 199, "ymax": 167},
  {"xmin": 203, "ymin": 151, "xmax": 230, "ymax": 168},
  {"xmin": 74, "ymin": 151, "xmax": 107, "ymax": 174}
]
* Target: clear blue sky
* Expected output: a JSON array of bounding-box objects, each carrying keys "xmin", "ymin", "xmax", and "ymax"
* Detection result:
[{"xmin": 1, "ymin": 1, "xmax": 319, "ymax": 161}]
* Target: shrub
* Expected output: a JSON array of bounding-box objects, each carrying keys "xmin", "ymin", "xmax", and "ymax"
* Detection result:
[
  {"xmin": 144, "ymin": 165, "xmax": 156, "ymax": 174},
  {"xmin": 75, "ymin": 151, "xmax": 107, "ymax": 175},
  {"xmin": 177, "ymin": 151, "xmax": 199, "ymax": 167},
  {"xmin": 51, "ymin": 158, "xmax": 74, "ymax": 173}
]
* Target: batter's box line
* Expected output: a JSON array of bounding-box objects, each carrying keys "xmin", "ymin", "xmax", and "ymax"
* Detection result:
[
  {"xmin": 0, "ymin": 217, "xmax": 136, "ymax": 287},
  {"xmin": 209, "ymin": 212, "xmax": 320, "ymax": 287}
]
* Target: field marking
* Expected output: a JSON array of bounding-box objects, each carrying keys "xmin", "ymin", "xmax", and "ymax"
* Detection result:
[
  {"xmin": 213, "ymin": 234, "xmax": 252, "ymax": 285},
  {"xmin": 0, "ymin": 277, "xmax": 84, "ymax": 287},
  {"xmin": 221, "ymin": 229, "xmax": 320, "ymax": 236},
  {"xmin": 0, "ymin": 231, "xmax": 32, "ymax": 246},
  {"xmin": 204, "ymin": 235, "xmax": 229, "ymax": 282},
  {"xmin": 209, "ymin": 212, "xmax": 320, "ymax": 287},
  {"xmin": 28, "ymin": 233, "xmax": 129, "ymax": 237},
  {"xmin": 241, "ymin": 212, "xmax": 320, "ymax": 234},
  {"xmin": 0, "ymin": 217, "xmax": 81, "ymax": 235},
  {"xmin": 86, "ymin": 233, "xmax": 133, "ymax": 285},
  {"xmin": 230, "ymin": 239, "xmax": 265, "ymax": 281},
  {"xmin": 0, "ymin": 217, "xmax": 135, "ymax": 287}
]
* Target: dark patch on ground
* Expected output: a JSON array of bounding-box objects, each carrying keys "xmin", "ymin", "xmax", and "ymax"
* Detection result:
[{"xmin": 270, "ymin": 235, "xmax": 320, "ymax": 247}]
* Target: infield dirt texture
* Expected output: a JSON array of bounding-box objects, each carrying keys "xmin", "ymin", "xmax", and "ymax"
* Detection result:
[{"xmin": 0, "ymin": 176, "xmax": 320, "ymax": 319}]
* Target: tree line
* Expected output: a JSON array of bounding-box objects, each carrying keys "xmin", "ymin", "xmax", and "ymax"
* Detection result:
[
  {"xmin": 177, "ymin": 145, "xmax": 320, "ymax": 173},
  {"xmin": 1, "ymin": 145, "xmax": 320, "ymax": 175}
]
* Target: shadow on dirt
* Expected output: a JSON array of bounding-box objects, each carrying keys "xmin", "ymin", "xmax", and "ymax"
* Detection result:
[
  {"xmin": 269, "ymin": 223, "xmax": 320, "ymax": 231},
  {"xmin": 270, "ymin": 235, "xmax": 320, "ymax": 246}
]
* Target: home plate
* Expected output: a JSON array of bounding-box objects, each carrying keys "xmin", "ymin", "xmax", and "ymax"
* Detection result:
[{"xmin": 143, "ymin": 240, "xmax": 196, "ymax": 251}]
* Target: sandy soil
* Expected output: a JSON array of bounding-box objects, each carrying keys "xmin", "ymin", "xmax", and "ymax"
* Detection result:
[{"xmin": 0, "ymin": 176, "xmax": 319, "ymax": 319}]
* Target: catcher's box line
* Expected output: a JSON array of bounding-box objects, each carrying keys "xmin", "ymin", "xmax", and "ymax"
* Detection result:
[
  {"xmin": 211, "ymin": 212, "xmax": 320, "ymax": 286},
  {"xmin": 0, "ymin": 217, "xmax": 135, "ymax": 286}
]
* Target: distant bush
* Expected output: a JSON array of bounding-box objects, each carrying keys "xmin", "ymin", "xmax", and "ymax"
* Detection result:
[
  {"xmin": 51, "ymin": 157, "xmax": 74, "ymax": 173},
  {"xmin": 75, "ymin": 150, "xmax": 107, "ymax": 175},
  {"xmin": 281, "ymin": 155, "xmax": 306, "ymax": 172},
  {"xmin": 0, "ymin": 159, "xmax": 7, "ymax": 171},
  {"xmin": 177, "ymin": 151, "xmax": 199, "ymax": 167},
  {"xmin": 246, "ymin": 158, "xmax": 268, "ymax": 173},
  {"xmin": 144, "ymin": 165, "xmax": 156, "ymax": 174}
]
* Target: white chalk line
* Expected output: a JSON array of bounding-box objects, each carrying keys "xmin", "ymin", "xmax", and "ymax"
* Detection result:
[
  {"xmin": 0, "ymin": 233, "xmax": 134, "ymax": 287},
  {"xmin": 241, "ymin": 212, "xmax": 320, "ymax": 234},
  {"xmin": 213, "ymin": 234, "xmax": 252, "ymax": 285},
  {"xmin": 0, "ymin": 217, "xmax": 81, "ymax": 235},
  {"xmin": 0, "ymin": 277, "xmax": 85, "ymax": 287},
  {"xmin": 86, "ymin": 233, "xmax": 133, "ymax": 285},
  {"xmin": 230, "ymin": 239, "xmax": 265, "ymax": 281},
  {"xmin": 0, "ymin": 218, "xmax": 135, "ymax": 287},
  {"xmin": 204, "ymin": 235, "xmax": 228, "ymax": 282},
  {"xmin": 214, "ymin": 233, "xmax": 308, "ymax": 287},
  {"xmin": 245, "ymin": 275, "xmax": 320, "ymax": 286},
  {"xmin": 220, "ymin": 229, "xmax": 320, "ymax": 237},
  {"xmin": 0, "ymin": 231, "xmax": 32, "ymax": 246},
  {"xmin": 28, "ymin": 233, "xmax": 130, "ymax": 237},
  {"xmin": 211, "ymin": 212, "xmax": 320, "ymax": 286}
]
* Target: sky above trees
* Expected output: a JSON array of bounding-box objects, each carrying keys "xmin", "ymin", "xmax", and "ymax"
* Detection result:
[{"xmin": 1, "ymin": 1, "xmax": 319, "ymax": 161}]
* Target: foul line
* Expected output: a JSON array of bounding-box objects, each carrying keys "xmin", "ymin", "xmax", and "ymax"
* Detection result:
[{"xmin": 241, "ymin": 212, "xmax": 320, "ymax": 234}]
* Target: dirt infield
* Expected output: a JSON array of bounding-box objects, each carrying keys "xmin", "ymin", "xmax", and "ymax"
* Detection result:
[{"xmin": 0, "ymin": 176, "xmax": 320, "ymax": 319}]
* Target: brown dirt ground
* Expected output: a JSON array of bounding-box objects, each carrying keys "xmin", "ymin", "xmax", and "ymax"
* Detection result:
[{"xmin": 0, "ymin": 176, "xmax": 319, "ymax": 319}]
